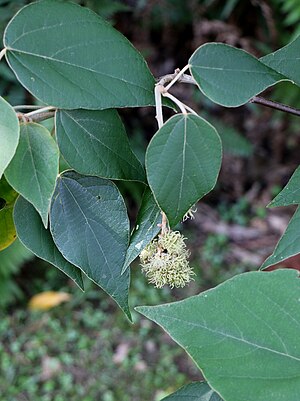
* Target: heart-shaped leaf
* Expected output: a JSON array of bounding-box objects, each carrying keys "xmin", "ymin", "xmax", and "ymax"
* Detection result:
[
  {"xmin": 50, "ymin": 171, "xmax": 131, "ymax": 319},
  {"xmin": 4, "ymin": 0, "xmax": 155, "ymax": 109},
  {"xmin": 261, "ymin": 206, "xmax": 300, "ymax": 269},
  {"xmin": 56, "ymin": 109, "xmax": 146, "ymax": 182},
  {"xmin": 268, "ymin": 166, "xmax": 300, "ymax": 208},
  {"xmin": 189, "ymin": 43, "xmax": 286, "ymax": 107},
  {"xmin": 14, "ymin": 196, "xmax": 84, "ymax": 290},
  {"xmin": 146, "ymin": 114, "xmax": 222, "ymax": 227},
  {"xmin": 5, "ymin": 123, "xmax": 59, "ymax": 227},
  {"xmin": 261, "ymin": 36, "xmax": 300, "ymax": 87},
  {"xmin": 0, "ymin": 96, "xmax": 19, "ymax": 179},
  {"xmin": 137, "ymin": 270, "xmax": 300, "ymax": 401}
]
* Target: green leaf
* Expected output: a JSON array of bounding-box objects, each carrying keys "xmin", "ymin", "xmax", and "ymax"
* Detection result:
[
  {"xmin": 189, "ymin": 43, "xmax": 286, "ymax": 107},
  {"xmin": 261, "ymin": 36, "xmax": 300, "ymax": 87},
  {"xmin": 162, "ymin": 382, "xmax": 223, "ymax": 401},
  {"xmin": 14, "ymin": 196, "xmax": 84, "ymax": 291},
  {"xmin": 0, "ymin": 176, "xmax": 18, "ymax": 250},
  {"xmin": 4, "ymin": 123, "xmax": 59, "ymax": 227},
  {"xmin": 146, "ymin": 114, "xmax": 222, "ymax": 227},
  {"xmin": 137, "ymin": 269, "xmax": 300, "ymax": 401},
  {"xmin": 261, "ymin": 206, "xmax": 300, "ymax": 269},
  {"xmin": 268, "ymin": 166, "xmax": 300, "ymax": 208},
  {"xmin": 50, "ymin": 171, "xmax": 131, "ymax": 319},
  {"xmin": 0, "ymin": 96, "xmax": 19, "ymax": 179},
  {"xmin": 56, "ymin": 109, "xmax": 146, "ymax": 182},
  {"xmin": 122, "ymin": 188, "xmax": 161, "ymax": 273},
  {"xmin": 4, "ymin": 0, "xmax": 155, "ymax": 109}
]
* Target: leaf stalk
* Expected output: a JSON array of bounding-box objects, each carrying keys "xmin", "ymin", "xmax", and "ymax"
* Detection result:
[{"xmin": 0, "ymin": 48, "xmax": 6, "ymax": 62}]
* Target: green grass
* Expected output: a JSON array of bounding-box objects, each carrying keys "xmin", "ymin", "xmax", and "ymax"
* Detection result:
[
  {"xmin": 0, "ymin": 267, "xmax": 201, "ymax": 401},
  {"xmin": 0, "ymin": 222, "xmax": 253, "ymax": 401}
]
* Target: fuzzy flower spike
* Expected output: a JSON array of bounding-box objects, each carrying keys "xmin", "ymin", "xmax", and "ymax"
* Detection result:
[{"xmin": 140, "ymin": 231, "xmax": 195, "ymax": 288}]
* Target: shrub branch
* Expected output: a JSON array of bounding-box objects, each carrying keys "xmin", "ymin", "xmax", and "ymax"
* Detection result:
[{"xmin": 157, "ymin": 70, "xmax": 300, "ymax": 117}]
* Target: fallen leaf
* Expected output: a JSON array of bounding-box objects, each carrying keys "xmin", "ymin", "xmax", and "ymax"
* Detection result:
[{"xmin": 28, "ymin": 291, "xmax": 71, "ymax": 311}]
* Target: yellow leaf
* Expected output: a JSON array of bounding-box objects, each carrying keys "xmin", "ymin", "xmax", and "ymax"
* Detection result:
[
  {"xmin": 28, "ymin": 291, "xmax": 71, "ymax": 311},
  {"xmin": 0, "ymin": 177, "xmax": 18, "ymax": 250},
  {"xmin": 0, "ymin": 206, "xmax": 17, "ymax": 250}
]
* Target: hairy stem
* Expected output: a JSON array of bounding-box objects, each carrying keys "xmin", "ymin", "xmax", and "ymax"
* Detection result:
[
  {"xmin": 0, "ymin": 48, "xmax": 6, "ymax": 62},
  {"xmin": 155, "ymin": 84, "xmax": 164, "ymax": 128},
  {"xmin": 162, "ymin": 92, "xmax": 197, "ymax": 115},
  {"xmin": 17, "ymin": 111, "xmax": 55, "ymax": 123},
  {"xmin": 14, "ymin": 105, "xmax": 43, "ymax": 110},
  {"xmin": 163, "ymin": 92, "xmax": 187, "ymax": 114},
  {"xmin": 156, "ymin": 71, "xmax": 195, "ymax": 86},
  {"xmin": 164, "ymin": 65, "xmax": 190, "ymax": 91},
  {"xmin": 154, "ymin": 85, "xmax": 169, "ymax": 233},
  {"xmin": 17, "ymin": 106, "xmax": 57, "ymax": 123},
  {"xmin": 25, "ymin": 106, "xmax": 56, "ymax": 117}
]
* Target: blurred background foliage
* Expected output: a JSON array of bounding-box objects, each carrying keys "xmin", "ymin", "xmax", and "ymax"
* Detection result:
[{"xmin": 1, "ymin": 0, "xmax": 300, "ymax": 400}]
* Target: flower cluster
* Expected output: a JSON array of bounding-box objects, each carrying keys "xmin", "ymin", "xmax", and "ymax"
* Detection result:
[{"xmin": 140, "ymin": 231, "xmax": 195, "ymax": 288}]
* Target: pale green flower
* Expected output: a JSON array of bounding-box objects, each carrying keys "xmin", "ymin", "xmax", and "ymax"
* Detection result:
[{"xmin": 140, "ymin": 231, "xmax": 195, "ymax": 288}]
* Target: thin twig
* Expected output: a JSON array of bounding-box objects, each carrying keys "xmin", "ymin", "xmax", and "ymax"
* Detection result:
[
  {"xmin": 154, "ymin": 85, "xmax": 169, "ymax": 233},
  {"xmin": 162, "ymin": 92, "xmax": 187, "ymax": 114},
  {"xmin": 14, "ymin": 105, "xmax": 43, "ymax": 110},
  {"xmin": 0, "ymin": 48, "xmax": 6, "ymax": 62},
  {"xmin": 155, "ymin": 84, "xmax": 164, "ymax": 128},
  {"xmin": 182, "ymin": 103, "xmax": 198, "ymax": 115},
  {"xmin": 157, "ymin": 72, "xmax": 300, "ymax": 117},
  {"xmin": 164, "ymin": 65, "xmax": 190, "ymax": 91},
  {"xmin": 19, "ymin": 106, "xmax": 56, "ymax": 122},
  {"xmin": 157, "ymin": 69, "xmax": 198, "ymax": 115},
  {"xmin": 162, "ymin": 92, "xmax": 198, "ymax": 115},
  {"xmin": 17, "ymin": 111, "xmax": 55, "ymax": 123},
  {"xmin": 30, "ymin": 111, "xmax": 55, "ymax": 122},
  {"xmin": 156, "ymin": 71, "xmax": 195, "ymax": 86},
  {"xmin": 25, "ymin": 105, "xmax": 56, "ymax": 117},
  {"xmin": 250, "ymin": 96, "xmax": 300, "ymax": 117}
]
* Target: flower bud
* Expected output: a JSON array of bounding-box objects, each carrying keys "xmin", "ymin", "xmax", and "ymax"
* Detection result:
[{"xmin": 140, "ymin": 231, "xmax": 195, "ymax": 288}]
